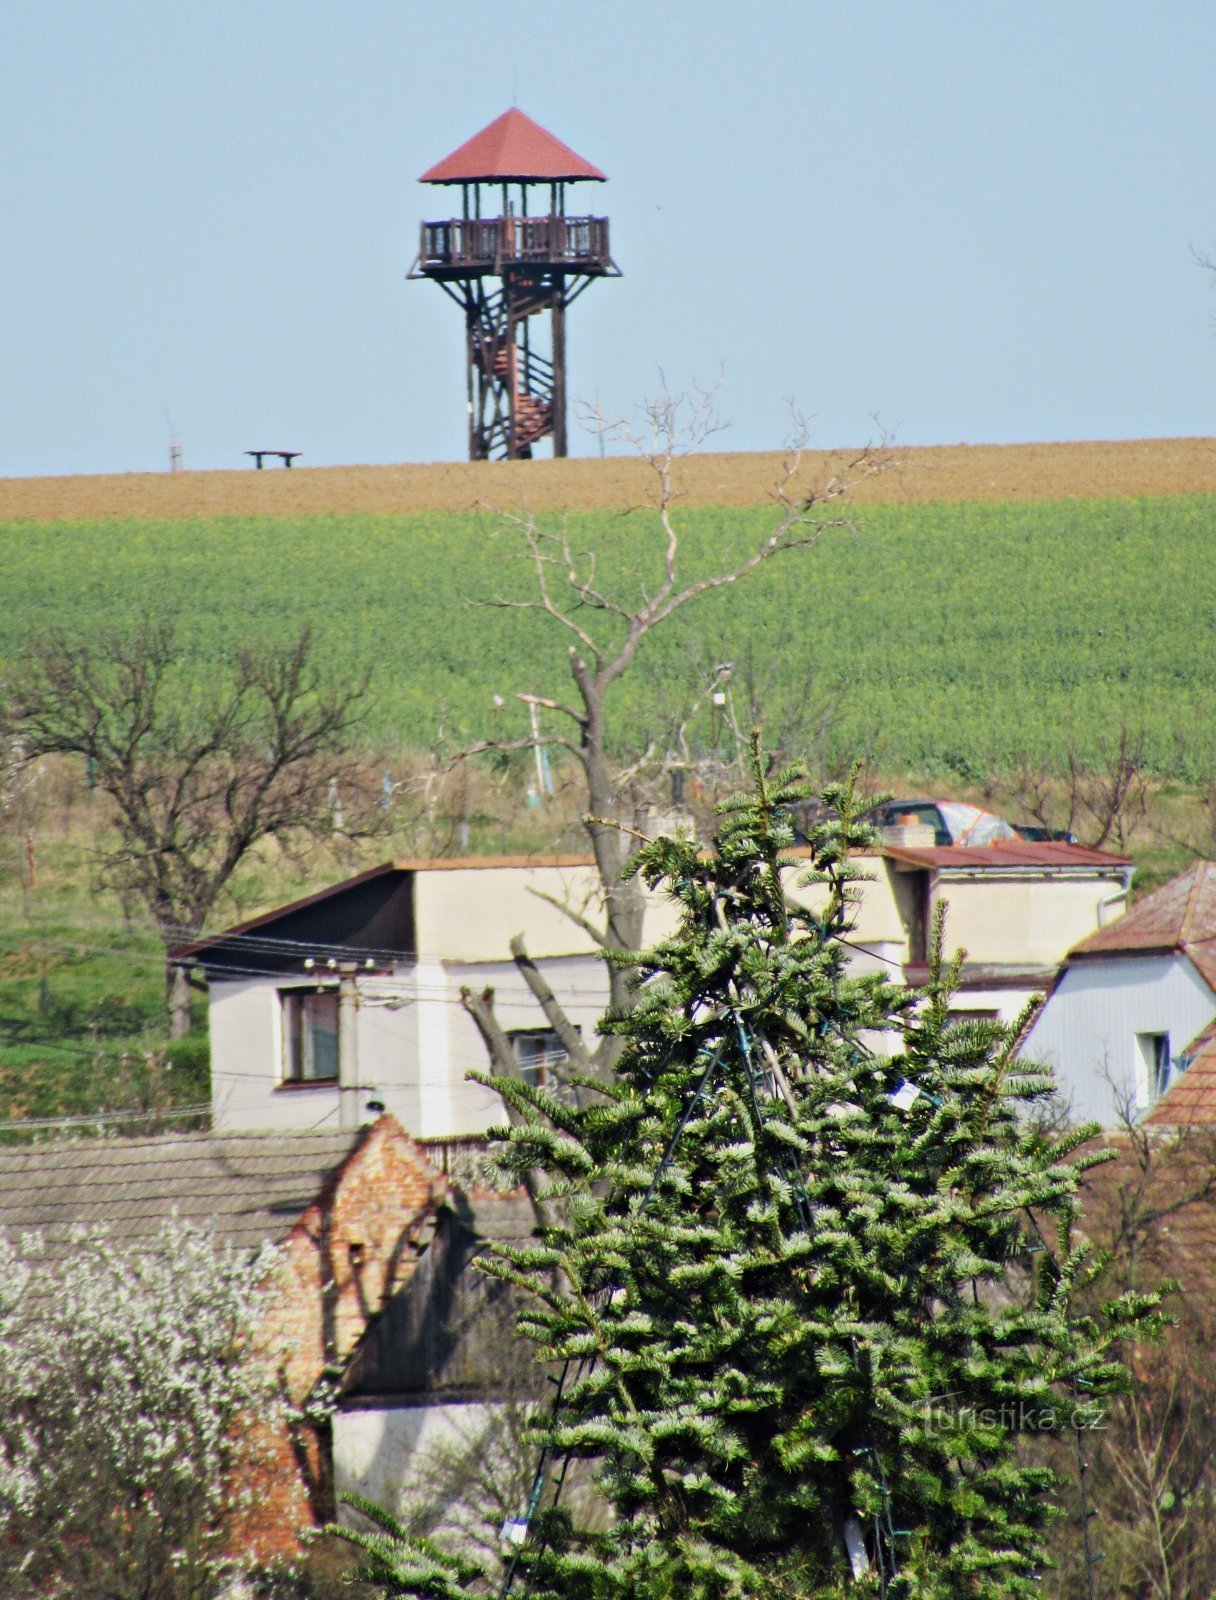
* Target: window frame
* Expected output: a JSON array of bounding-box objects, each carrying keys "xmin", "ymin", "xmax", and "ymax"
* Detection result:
[
  {"xmin": 1134, "ymin": 1030, "xmax": 1173, "ymax": 1106},
  {"xmin": 508, "ymin": 1027, "xmax": 572, "ymax": 1089},
  {"xmin": 280, "ymin": 985, "xmax": 341, "ymax": 1086}
]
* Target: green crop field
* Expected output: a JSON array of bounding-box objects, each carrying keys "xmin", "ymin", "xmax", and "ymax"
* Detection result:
[{"xmin": 2, "ymin": 493, "xmax": 1214, "ymax": 780}]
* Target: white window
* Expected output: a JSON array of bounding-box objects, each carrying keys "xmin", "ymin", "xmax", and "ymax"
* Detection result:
[
  {"xmin": 282, "ymin": 989, "xmax": 339, "ymax": 1082},
  {"xmin": 1135, "ymin": 1031, "xmax": 1172, "ymax": 1105}
]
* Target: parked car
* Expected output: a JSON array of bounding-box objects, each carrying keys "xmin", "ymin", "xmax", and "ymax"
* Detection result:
[{"xmin": 867, "ymin": 799, "xmax": 1019, "ymax": 847}]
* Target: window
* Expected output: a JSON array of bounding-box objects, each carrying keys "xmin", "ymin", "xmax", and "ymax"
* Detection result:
[
  {"xmin": 946, "ymin": 1008, "xmax": 999, "ymax": 1028},
  {"xmin": 1135, "ymin": 1031, "xmax": 1172, "ymax": 1103},
  {"xmin": 282, "ymin": 989, "xmax": 339, "ymax": 1082},
  {"xmin": 509, "ymin": 1029, "xmax": 570, "ymax": 1089}
]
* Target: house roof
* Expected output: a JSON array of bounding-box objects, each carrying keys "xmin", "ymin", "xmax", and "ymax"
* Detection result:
[
  {"xmin": 1070, "ymin": 861, "xmax": 1216, "ymax": 966},
  {"xmin": 419, "ymin": 109, "xmax": 606, "ymax": 185},
  {"xmin": 884, "ymin": 840, "xmax": 1132, "ymax": 871},
  {"xmin": 0, "ymin": 1127, "xmax": 367, "ymax": 1263},
  {"xmin": 1146, "ymin": 1019, "xmax": 1216, "ymax": 1127},
  {"xmin": 1077, "ymin": 1131, "xmax": 1216, "ymax": 1314}
]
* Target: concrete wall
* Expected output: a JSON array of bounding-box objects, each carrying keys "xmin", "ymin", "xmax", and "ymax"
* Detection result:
[
  {"xmin": 785, "ymin": 856, "xmax": 914, "ymax": 949},
  {"xmin": 928, "ymin": 873, "xmax": 1125, "ymax": 968},
  {"xmin": 413, "ymin": 862, "xmax": 682, "ymax": 960},
  {"xmin": 334, "ymin": 1401, "xmax": 500, "ymax": 1523},
  {"xmin": 211, "ymin": 954, "xmax": 607, "ymax": 1136},
  {"xmin": 1022, "ymin": 954, "xmax": 1216, "ymax": 1124}
]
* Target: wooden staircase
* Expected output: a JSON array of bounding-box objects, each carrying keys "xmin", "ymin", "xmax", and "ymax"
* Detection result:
[{"xmin": 490, "ymin": 342, "xmax": 553, "ymax": 450}]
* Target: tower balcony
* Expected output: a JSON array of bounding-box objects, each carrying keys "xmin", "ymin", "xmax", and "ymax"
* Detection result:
[{"xmin": 411, "ymin": 215, "xmax": 617, "ymax": 279}]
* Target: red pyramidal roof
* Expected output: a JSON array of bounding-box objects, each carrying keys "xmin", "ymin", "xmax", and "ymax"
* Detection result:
[
  {"xmin": 1071, "ymin": 861, "xmax": 1216, "ymax": 960},
  {"xmin": 420, "ymin": 109, "xmax": 606, "ymax": 185}
]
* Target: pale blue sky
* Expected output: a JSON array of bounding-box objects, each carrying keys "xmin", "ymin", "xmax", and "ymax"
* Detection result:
[{"xmin": 3, "ymin": 1, "xmax": 1215, "ymax": 476}]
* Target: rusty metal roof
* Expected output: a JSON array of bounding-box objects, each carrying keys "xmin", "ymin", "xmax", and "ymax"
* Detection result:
[
  {"xmin": 883, "ymin": 840, "xmax": 1132, "ymax": 871},
  {"xmin": 1071, "ymin": 861, "xmax": 1216, "ymax": 960},
  {"xmin": 0, "ymin": 1127, "xmax": 366, "ymax": 1263},
  {"xmin": 420, "ymin": 109, "xmax": 606, "ymax": 184}
]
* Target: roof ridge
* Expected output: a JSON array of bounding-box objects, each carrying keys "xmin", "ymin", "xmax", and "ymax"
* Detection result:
[{"xmin": 1180, "ymin": 860, "xmax": 1210, "ymax": 946}]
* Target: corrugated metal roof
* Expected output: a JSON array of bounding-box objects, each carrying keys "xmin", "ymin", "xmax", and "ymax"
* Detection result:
[
  {"xmin": 1071, "ymin": 861, "xmax": 1216, "ymax": 959},
  {"xmin": 0, "ymin": 1128, "xmax": 364, "ymax": 1262},
  {"xmin": 883, "ymin": 840, "xmax": 1132, "ymax": 871},
  {"xmin": 420, "ymin": 109, "xmax": 606, "ymax": 184}
]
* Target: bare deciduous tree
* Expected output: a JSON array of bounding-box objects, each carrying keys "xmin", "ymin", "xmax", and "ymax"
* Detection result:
[
  {"xmin": 1033, "ymin": 1106, "xmax": 1216, "ymax": 1599},
  {"xmin": 458, "ymin": 389, "xmax": 887, "ymax": 1083},
  {"xmin": 996, "ymin": 715, "xmax": 1150, "ymax": 851},
  {"xmin": 1, "ymin": 615, "xmax": 378, "ymax": 1034}
]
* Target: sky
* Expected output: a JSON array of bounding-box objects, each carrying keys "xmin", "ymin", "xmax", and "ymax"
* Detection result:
[{"xmin": 3, "ymin": 1, "xmax": 1216, "ymax": 477}]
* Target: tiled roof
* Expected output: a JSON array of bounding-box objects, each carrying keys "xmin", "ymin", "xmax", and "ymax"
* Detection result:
[
  {"xmin": 1079, "ymin": 1133, "xmax": 1216, "ymax": 1311},
  {"xmin": 884, "ymin": 840, "xmax": 1131, "ymax": 871},
  {"xmin": 420, "ymin": 109, "xmax": 606, "ymax": 184},
  {"xmin": 1146, "ymin": 1020, "xmax": 1216, "ymax": 1127},
  {"xmin": 1072, "ymin": 861, "xmax": 1216, "ymax": 960},
  {"xmin": 0, "ymin": 1128, "xmax": 364, "ymax": 1262}
]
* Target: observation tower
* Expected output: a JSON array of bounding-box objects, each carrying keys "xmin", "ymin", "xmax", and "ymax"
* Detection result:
[{"xmin": 409, "ymin": 109, "xmax": 620, "ymax": 461}]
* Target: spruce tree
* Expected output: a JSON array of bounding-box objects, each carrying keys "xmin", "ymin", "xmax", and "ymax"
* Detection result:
[{"xmin": 333, "ymin": 748, "xmax": 1159, "ymax": 1600}]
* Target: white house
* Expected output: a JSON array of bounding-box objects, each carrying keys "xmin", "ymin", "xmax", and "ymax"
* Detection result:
[
  {"xmin": 183, "ymin": 841, "xmax": 1134, "ymax": 1139},
  {"xmin": 1020, "ymin": 861, "xmax": 1216, "ymax": 1125}
]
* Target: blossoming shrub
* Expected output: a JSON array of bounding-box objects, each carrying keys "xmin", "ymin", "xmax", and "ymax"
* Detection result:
[{"xmin": 0, "ymin": 1216, "xmax": 279, "ymax": 1599}]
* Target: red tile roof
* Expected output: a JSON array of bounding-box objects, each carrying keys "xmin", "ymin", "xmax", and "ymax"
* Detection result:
[
  {"xmin": 1146, "ymin": 1020, "xmax": 1216, "ymax": 1127},
  {"xmin": 1071, "ymin": 861, "xmax": 1216, "ymax": 961},
  {"xmin": 420, "ymin": 109, "xmax": 606, "ymax": 184},
  {"xmin": 1077, "ymin": 1132, "xmax": 1216, "ymax": 1312},
  {"xmin": 883, "ymin": 840, "xmax": 1131, "ymax": 871}
]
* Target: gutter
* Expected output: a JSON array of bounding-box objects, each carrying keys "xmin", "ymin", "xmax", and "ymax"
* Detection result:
[{"xmin": 1096, "ymin": 864, "xmax": 1136, "ymax": 927}]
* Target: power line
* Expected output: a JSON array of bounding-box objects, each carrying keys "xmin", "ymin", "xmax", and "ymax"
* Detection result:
[{"xmin": 0, "ymin": 1102, "xmax": 209, "ymax": 1134}]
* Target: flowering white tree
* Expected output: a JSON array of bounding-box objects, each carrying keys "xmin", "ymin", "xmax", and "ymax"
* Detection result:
[{"xmin": 0, "ymin": 1218, "xmax": 280, "ymax": 1600}]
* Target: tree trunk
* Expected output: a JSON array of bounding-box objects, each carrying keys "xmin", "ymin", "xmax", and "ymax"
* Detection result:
[{"xmin": 582, "ymin": 690, "xmax": 647, "ymax": 1027}]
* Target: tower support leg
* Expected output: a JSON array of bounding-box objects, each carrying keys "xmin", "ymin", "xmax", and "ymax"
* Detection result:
[{"xmin": 551, "ymin": 283, "xmax": 567, "ymax": 458}]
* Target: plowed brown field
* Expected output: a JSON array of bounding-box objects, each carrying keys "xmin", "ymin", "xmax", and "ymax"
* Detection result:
[{"xmin": 3, "ymin": 437, "xmax": 1214, "ymax": 522}]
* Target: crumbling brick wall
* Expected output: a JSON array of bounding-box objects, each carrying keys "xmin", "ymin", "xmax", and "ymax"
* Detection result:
[{"xmin": 232, "ymin": 1116, "xmax": 448, "ymax": 1560}]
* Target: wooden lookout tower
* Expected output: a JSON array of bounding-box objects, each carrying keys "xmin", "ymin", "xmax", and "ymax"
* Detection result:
[{"xmin": 409, "ymin": 109, "xmax": 620, "ymax": 461}]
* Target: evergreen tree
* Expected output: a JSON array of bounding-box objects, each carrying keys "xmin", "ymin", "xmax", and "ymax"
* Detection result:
[{"xmin": 332, "ymin": 748, "xmax": 1160, "ymax": 1600}]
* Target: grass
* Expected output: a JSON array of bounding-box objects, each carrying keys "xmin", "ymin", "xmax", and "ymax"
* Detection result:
[{"xmin": 2, "ymin": 495, "xmax": 1214, "ymax": 779}]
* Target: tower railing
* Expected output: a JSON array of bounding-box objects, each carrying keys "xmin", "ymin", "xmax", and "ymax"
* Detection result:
[{"xmin": 416, "ymin": 215, "xmax": 613, "ymax": 274}]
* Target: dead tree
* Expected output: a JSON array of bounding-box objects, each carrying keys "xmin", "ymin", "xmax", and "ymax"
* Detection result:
[
  {"xmin": 2, "ymin": 615, "xmax": 377, "ymax": 1035},
  {"xmin": 459, "ymin": 388, "xmax": 887, "ymax": 1083}
]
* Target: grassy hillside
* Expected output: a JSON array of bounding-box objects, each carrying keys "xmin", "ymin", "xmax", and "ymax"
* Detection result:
[{"xmin": 2, "ymin": 494, "xmax": 1214, "ymax": 778}]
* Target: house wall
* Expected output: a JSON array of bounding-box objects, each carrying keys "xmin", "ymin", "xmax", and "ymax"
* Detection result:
[
  {"xmin": 209, "ymin": 978, "xmax": 300, "ymax": 1131},
  {"xmin": 333, "ymin": 1400, "xmax": 499, "ymax": 1522},
  {"xmin": 234, "ymin": 1118, "xmax": 446, "ymax": 1559},
  {"xmin": 785, "ymin": 857, "xmax": 913, "ymax": 950},
  {"xmin": 412, "ymin": 862, "xmax": 682, "ymax": 960},
  {"xmin": 1021, "ymin": 954, "xmax": 1216, "ymax": 1125},
  {"xmin": 210, "ymin": 858, "xmax": 1127, "ymax": 1136},
  {"xmin": 927, "ymin": 873, "xmax": 1124, "ymax": 968},
  {"xmin": 211, "ymin": 954, "xmax": 608, "ymax": 1136}
]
